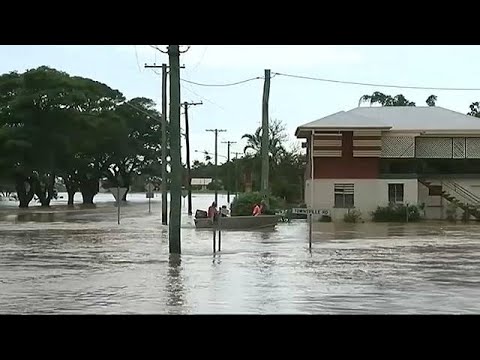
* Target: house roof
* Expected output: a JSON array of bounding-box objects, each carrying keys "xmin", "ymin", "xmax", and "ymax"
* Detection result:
[{"xmin": 295, "ymin": 106, "xmax": 480, "ymax": 138}]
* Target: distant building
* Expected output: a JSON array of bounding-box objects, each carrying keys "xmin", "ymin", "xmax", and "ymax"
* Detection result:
[
  {"xmin": 295, "ymin": 106, "xmax": 480, "ymax": 221},
  {"xmin": 191, "ymin": 178, "xmax": 212, "ymax": 190}
]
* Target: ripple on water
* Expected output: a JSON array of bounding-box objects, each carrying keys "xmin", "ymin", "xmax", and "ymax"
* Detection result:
[{"xmin": 1, "ymin": 193, "xmax": 480, "ymax": 313}]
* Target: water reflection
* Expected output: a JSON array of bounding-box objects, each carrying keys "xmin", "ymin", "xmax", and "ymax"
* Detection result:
[
  {"xmin": 2, "ymin": 193, "xmax": 480, "ymax": 314},
  {"xmin": 166, "ymin": 254, "xmax": 186, "ymax": 313}
]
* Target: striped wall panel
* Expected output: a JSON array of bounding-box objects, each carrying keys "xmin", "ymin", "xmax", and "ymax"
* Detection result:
[
  {"xmin": 353, "ymin": 131, "xmax": 382, "ymax": 157},
  {"xmin": 313, "ymin": 150, "xmax": 342, "ymax": 157},
  {"xmin": 312, "ymin": 134, "xmax": 342, "ymax": 158}
]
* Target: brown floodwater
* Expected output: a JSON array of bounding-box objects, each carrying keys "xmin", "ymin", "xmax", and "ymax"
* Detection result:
[{"xmin": 0, "ymin": 193, "xmax": 479, "ymax": 314}]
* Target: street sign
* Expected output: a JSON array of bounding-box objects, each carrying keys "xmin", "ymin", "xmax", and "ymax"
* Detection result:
[
  {"xmin": 109, "ymin": 187, "xmax": 128, "ymax": 202},
  {"xmin": 146, "ymin": 192, "xmax": 154, "ymax": 199},
  {"xmin": 145, "ymin": 182, "xmax": 155, "ymax": 193},
  {"xmin": 292, "ymin": 208, "xmax": 331, "ymax": 216},
  {"xmin": 108, "ymin": 187, "xmax": 128, "ymax": 225}
]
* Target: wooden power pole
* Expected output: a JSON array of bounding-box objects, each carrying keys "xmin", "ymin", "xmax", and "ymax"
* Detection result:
[
  {"xmin": 232, "ymin": 151, "xmax": 242, "ymax": 197},
  {"xmin": 182, "ymin": 101, "xmax": 202, "ymax": 215},
  {"xmin": 261, "ymin": 69, "xmax": 271, "ymax": 204},
  {"xmin": 206, "ymin": 128, "xmax": 226, "ymax": 205},
  {"xmin": 168, "ymin": 45, "xmax": 182, "ymax": 254},
  {"xmin": 221, "ymin": 140, "xmax": 236, "ymax": 204},
  {"xmin": 145, "ymin": 62, "xmax": 169, "ymax": 225}
]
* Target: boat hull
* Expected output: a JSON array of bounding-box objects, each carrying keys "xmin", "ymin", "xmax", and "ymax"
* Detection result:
[{"xmin": 194, "ymin": 215, "xmax": 278, "ymax": 230}]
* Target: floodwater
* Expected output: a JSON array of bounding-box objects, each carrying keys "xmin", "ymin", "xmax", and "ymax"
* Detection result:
[{"xmin": 1, "ymin": 192, "xmax": 480, "ymax": 314}]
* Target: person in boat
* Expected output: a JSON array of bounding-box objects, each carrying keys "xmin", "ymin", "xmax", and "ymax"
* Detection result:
[
  {"xmin": 220, "ymin": 205, "xmax": 229, "ymax": 217},
  {"xmin": 252, "ymin": 200, "xmax": 266, "ymax": 216},
  {"xmin": 208, "ymin": 201, "xmax": 218, "ymax": 220}
]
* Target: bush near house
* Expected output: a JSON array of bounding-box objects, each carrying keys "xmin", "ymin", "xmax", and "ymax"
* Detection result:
[
  {"xmin": 344, "ymin": 208, "xmax": 362, "ymax": 223},
  {"xmin": 371, "ymin": 204, "xmax": 421, "ymax": 222},
  {"xmin": 230, "ymin": 192, "xmax": 286, "ymax": 216}
]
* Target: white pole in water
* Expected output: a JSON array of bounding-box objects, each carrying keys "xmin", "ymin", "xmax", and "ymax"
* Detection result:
[
  {"xmin": 218, "ymin": 216, "xmax": 222, "ymax": 252},
  {"xmin": 309, "ymin": 130, "xmax": 314, "ymax": 249},
  {"xmin": 117, "ymin": 186, "xmax": 121, "ymax": 225}
]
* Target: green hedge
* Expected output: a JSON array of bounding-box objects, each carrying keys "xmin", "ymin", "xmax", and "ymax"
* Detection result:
[
  {"xmin": 231, "ymin": 192, "xmax": 286, "ymax": 216},
  {"xmin": 371, "ymin": 204, "xmax": 421, "ymax": 222}
]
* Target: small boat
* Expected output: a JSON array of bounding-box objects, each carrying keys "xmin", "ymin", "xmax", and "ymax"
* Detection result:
[{"xmin": 194, "ymin": 212, "xmax": 279, "ymax": 230}]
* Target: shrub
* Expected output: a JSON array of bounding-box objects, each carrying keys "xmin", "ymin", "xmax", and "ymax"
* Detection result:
[
  {"xmin": 230, "ymin": 192, "xmax": 286, "ymax": 216},
  {"xmin": 344, "ymin": 208, "xmax": 362, "ymax": 223},
  {"xmin": 371, "ymin": 204, "xmax": 421, "ymax": 222}
]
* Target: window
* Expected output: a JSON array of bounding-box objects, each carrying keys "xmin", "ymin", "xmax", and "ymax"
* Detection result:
[
  {"xmin": 388, "ymin": 183, "xmax": 404, "ymax": 203},
  {"xmin": 334, "ymin": 183, "xmax": 354, "ymax": 208}
]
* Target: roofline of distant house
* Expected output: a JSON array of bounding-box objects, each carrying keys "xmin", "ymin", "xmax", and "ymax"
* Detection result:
[
  {"xmin": 295, "ymin": 126, "xmax": 391, "ymax": 137},
  {"xmin": 295, "ymin": 127, "xmax": 480, "ymax": 138}
]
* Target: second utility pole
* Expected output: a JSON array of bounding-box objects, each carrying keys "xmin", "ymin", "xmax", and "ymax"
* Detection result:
[
  {"xmin": 206, "ymin": 128, "xmax": 226, "ymax": 205},
  {"xmin": 144, "ymin": 62, "xmax": 169, "ymax": 225},
  {"xmin": 182, "ymin": 101, "xmax": 203, "ymax": 216},
  {"xmin": 221, "ymin": 140, "xmax": 236, "ymax": 204},
  {"xmin": 261, "ymin": 69, "xmax": 271, "ymax": 204}
]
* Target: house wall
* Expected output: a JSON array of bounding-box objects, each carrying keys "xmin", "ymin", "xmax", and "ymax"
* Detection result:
[
  {"xmin": 305, "ymin": 178, "xmax": 418, "ymax": 221},
  {"xmin": 313, "ymin": 131, "xmax": 380, "ymax": 179}
]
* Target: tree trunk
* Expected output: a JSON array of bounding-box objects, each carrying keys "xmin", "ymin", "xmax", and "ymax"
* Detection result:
[
  {"xmin": 79, "ymin": 178, "xmax": 99, "ymax": 206},
  {"xmin": 81, "ymin": 191, "xmax": 95, "ymax": 205},
  {"xmin": 15, "ymin": 175, "xmax": 35, "ymax": 208},
  {"xmin": 34, "ymin": 174, "xmax": 55, "ymax": 207},
  {"xmin": 63, "ymin": 175, "xmax": 78, "ymax": 207},
  {"xmin": 122, "ymin": 187, "xmax": 130, "ymax": 202},
  {"xmin": 67, "ymin": 189, "xmax": 76, "ymax": 206}
]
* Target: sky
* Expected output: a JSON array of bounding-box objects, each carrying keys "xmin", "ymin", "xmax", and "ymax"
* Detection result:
[{"xmin": 1, "ymin": 45, "xmax": 480, "ymax": 163}]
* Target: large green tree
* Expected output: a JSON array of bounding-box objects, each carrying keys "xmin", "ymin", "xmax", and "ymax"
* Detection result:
[
  {"xmin": 360, "ymin": 92, "xmax": 438, "ymax": 107},
  {"xmin": 101, "ymin": 97, "xmax": 164, "ymax": 200},
  {"xmin": 0, "ymin": 66, "xmax": 169, "ymax": 208}
]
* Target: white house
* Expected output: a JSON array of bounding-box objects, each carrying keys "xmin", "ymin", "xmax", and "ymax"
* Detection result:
[
  {"xmin": 191, "ymin": 178, "xmax": 212, "ymax": 190},
  {"xmin": 295, "ymin": 106, "xmax": 480, "ymax": 221}
]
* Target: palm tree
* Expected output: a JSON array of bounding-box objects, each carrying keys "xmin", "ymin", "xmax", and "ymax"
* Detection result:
[{"xmin": 241, "ymin": 119, "xmax": 287, "ymax": 164}]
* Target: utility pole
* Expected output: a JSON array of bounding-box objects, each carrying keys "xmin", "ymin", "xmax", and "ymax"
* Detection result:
[
  {"xmin": 206, "ymin": 128, "xmax": 226, "ymax": 205},
  {"xmin": 232, "ymin": 151, "xmax": 242, "ymax": 198},
  {"xmin": 221, "ymin": 140, "xmax": 236, "ymax": 204},
  {"xmin": 145, "ymin": 62, "xmax": 169, "ymax": 225},
  {"xmin": 145, "ymin": 62, "xmax": 185, "ymax": 226},
  {"xmin": 168, "ymin": 45, "xmax": 182, "ymax": 254},
  {"xmin": 261, "ymin": 69, "xmax": 271, "ymax": 204},
  {"xmin": 182, "ymin": 101, "xmax": 203, "ymax": 216}
]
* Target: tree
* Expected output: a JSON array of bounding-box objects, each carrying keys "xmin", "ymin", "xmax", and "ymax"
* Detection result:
[
  {"xmin": 426, "ymin": 95, "xmax": 437, "ymax": 107},
  {"xmin": 241, "ymin": 118, "xmax": 287, "ymax": 164},
  {"xmin": 360, "ymin": 92, "xmax": 416, "ymax": 106},
  {"xmin": 100, "ymin": 97, "xmax": 164, "ymax": 201},
  {"xmin": 0, "ymin": 66, "xmax": 126, "ymax": 207},
  {"xmin": 467, "ymin": 102, "xmax": 480, "ymax": 118}
]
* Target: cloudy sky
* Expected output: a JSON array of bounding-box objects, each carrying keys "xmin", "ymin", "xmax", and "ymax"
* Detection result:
[{"xmin": 1, "ymin": 45, "xmax": 480, "ymax": 162}]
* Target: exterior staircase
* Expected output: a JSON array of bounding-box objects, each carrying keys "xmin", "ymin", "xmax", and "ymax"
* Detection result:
[{"xmin": 418, "ymin": 179, "xmax": 480, "ymax": 220}]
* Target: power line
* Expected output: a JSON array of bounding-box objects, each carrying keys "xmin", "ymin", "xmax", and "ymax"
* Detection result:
[
  {"xmin": 181, "ymin": 76, "xmax": 263, "ymax": 87},
  {"xmin": 149, "ymin": 45, "xmax": 168, "ymax": 54},
  {"xmin": 122, "ymin": 101, "xmax": 161, "ymax": 122},
  {"xmin": 133, "ymin": 45, "xmax": 142, "ymax": 72},
  {"xmin": 190, "ymin": 46, "xmax": 209, "ymax": 72},
  {"xmin": 181, "ymin": 83, "xmax": 226, "ymax": 111},
  {"xmin": 272, "ymin": 71, "xmax": 480, "ymax": 92}
]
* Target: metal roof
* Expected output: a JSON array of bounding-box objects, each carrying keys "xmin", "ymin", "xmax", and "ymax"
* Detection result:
[{"xmin": 295, "ymin": 106, "xmax": 480, "ymax": 138}]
